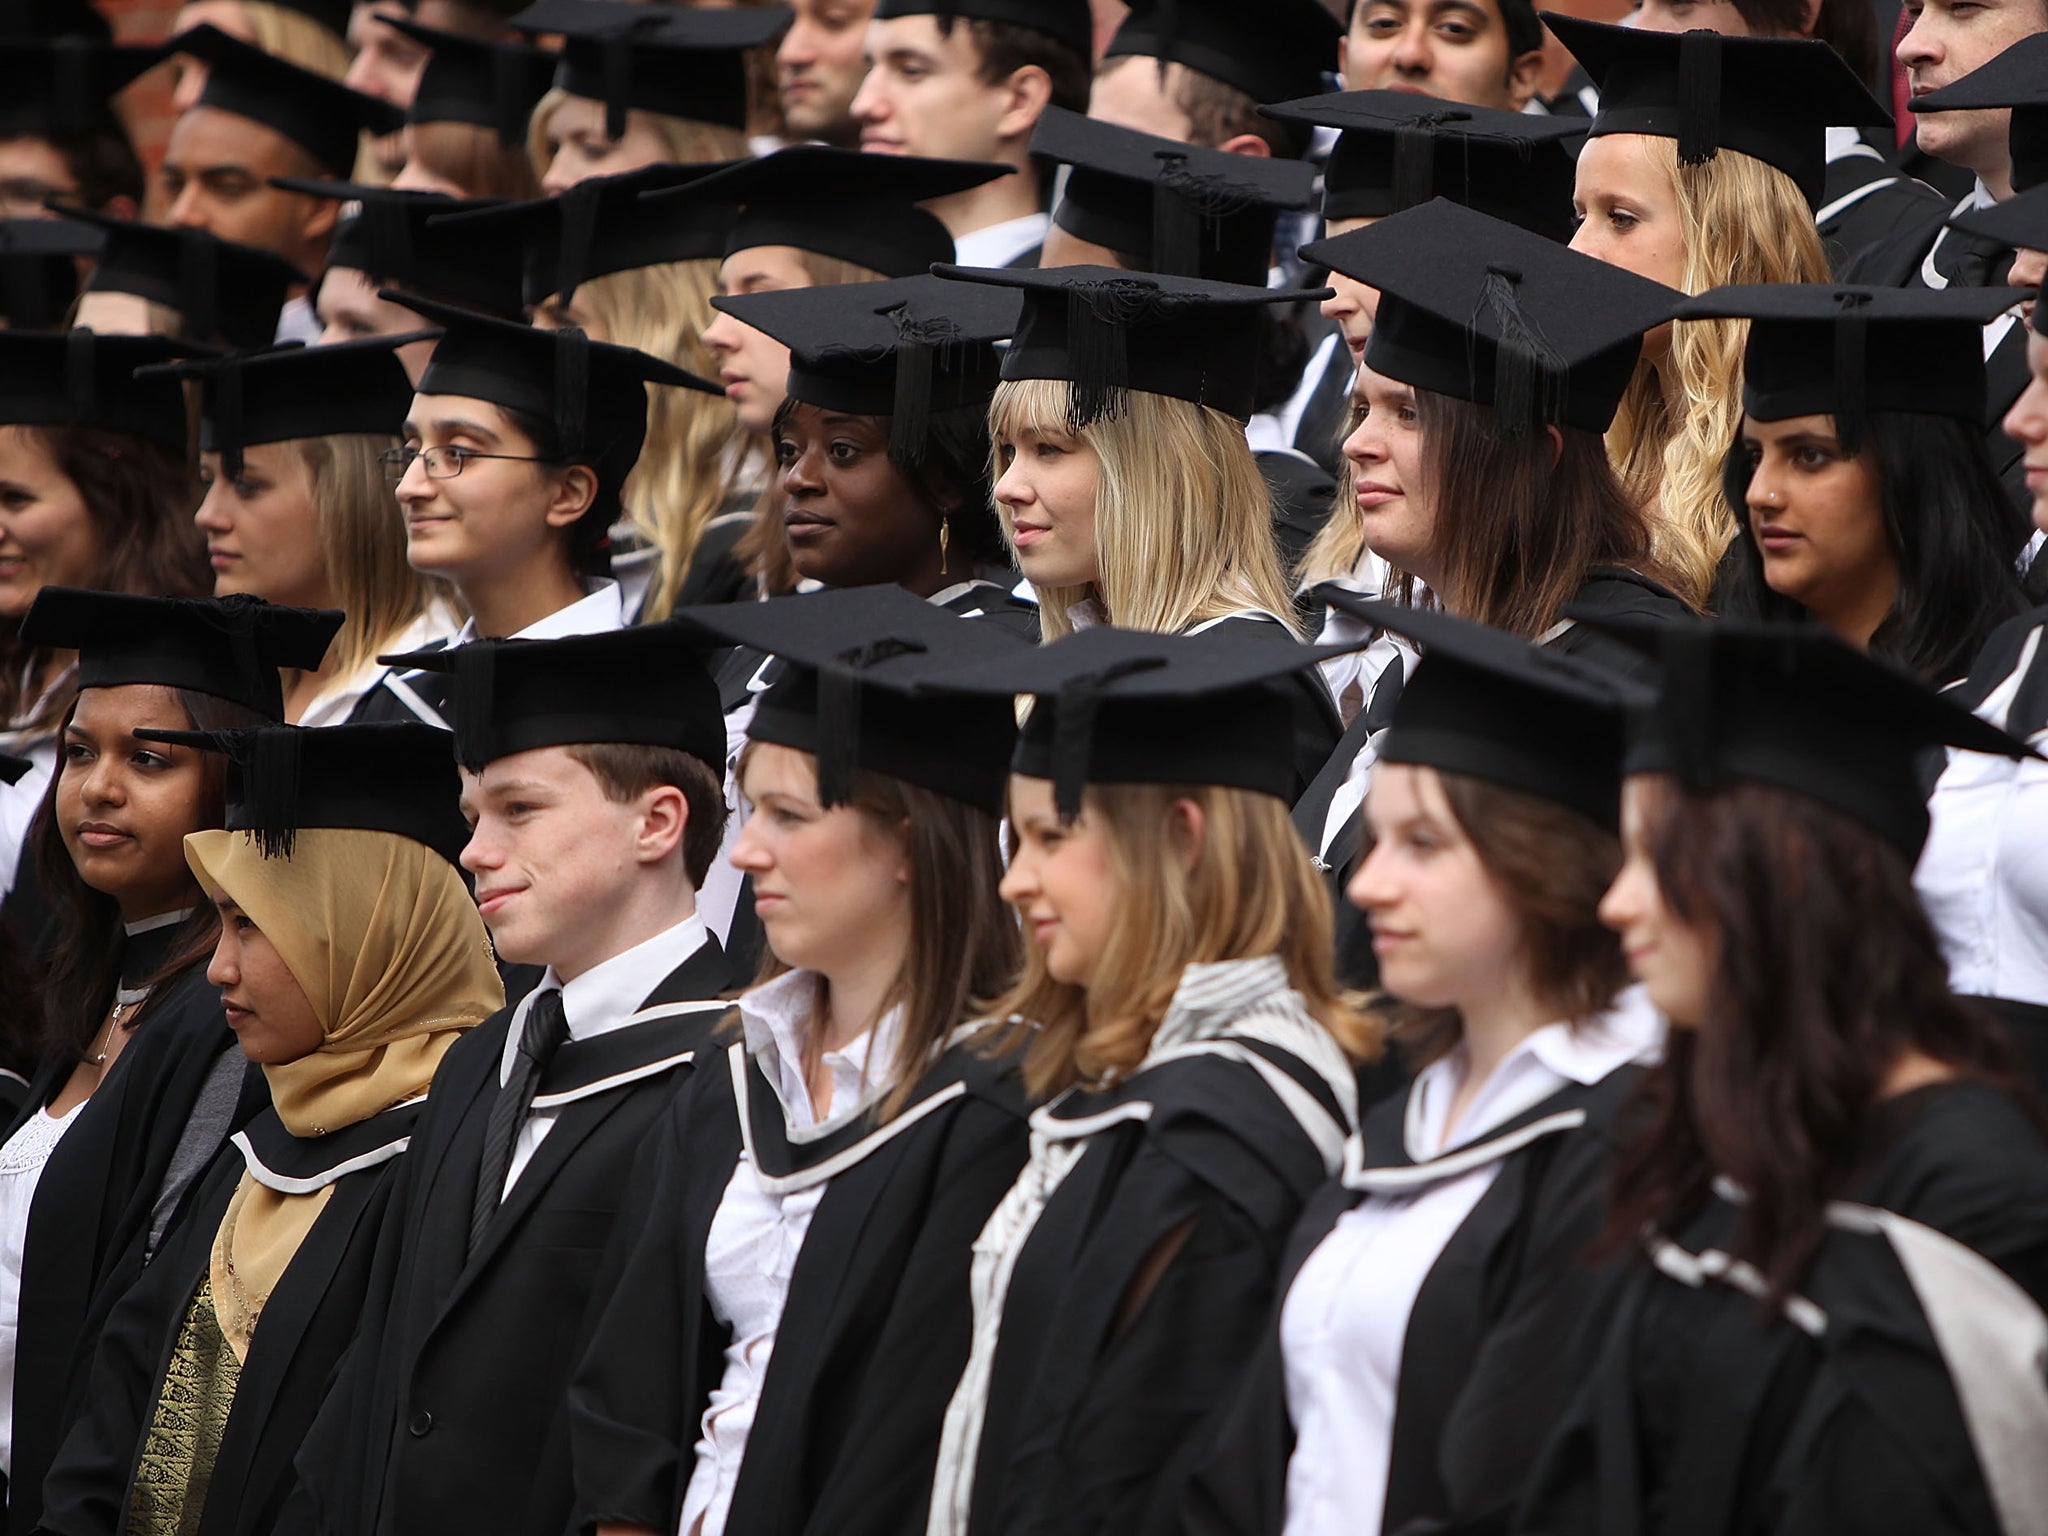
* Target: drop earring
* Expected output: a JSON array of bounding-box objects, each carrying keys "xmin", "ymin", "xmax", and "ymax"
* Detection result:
[{"xmin": 938, "ymin": 514, "xmax": 951, "ymax": 574}]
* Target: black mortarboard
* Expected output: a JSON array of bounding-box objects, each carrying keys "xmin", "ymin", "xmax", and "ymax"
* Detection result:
[
  {"xmin": 141, "ymin": 722, "xmax": 470, "ymax": 863},
  {"xmin": 873, "ymin": 0, "xmax": 1091, "ymax": 59},
  {"xmin": 1033, "ymin": 106, "xmax": 1316, "ymax": 285},
  {"xmin": 384, "ymin": 17, "xmax": 557, "ymax": 144},
  {"xmin": 1320, "ymin": 594, "xmax": 1640, "ymax": 829},
  {"xmin": 674, "ymin": 587, "xmax": 1028, "ymax": 812},
  {"xmin": 0, "ymin": 38, "xmax": 160, "ymax": 139},
  {"xmin": 925, "ymin": 625, "xmax": 1360, "ymax": 818},
  {"xmin": 54, "ymin": 207, "xmax": 302, "ymax": 349},
  {"xmin": 0, "ymin": 217, "xmax": 95, "ymax": 329},
  {"xmin": 0, "ymin": 329, "xmax": 196, "ymax": 449},
  {"xmin": 1574, "ymin": 615, "xmax": 2036, "ymax": 861},
  {"xmin": 1104, "ymin": 0, "xmax": 1340, "ymax": 107},
  {"xmin": 1912, "ymin": 33, "xmax": 2048, "ymax": 196},
  {"xmin": 381, "ymin": 626, "xmax": 725, "ymax": 772},
  {"xmin": 932, "ymin": 262, "xmax": 1331, "ymax": 427},
  {"xmin": 1544, "ymin": 18, "xmax": 1891, "ymax": 210},
  {"xmin": 643, "ymin": 147, "xmax": 1007, "ymax": 278},
  {"xmin": 274, "ymin": 180, "xmax": 527, "ymax": 320},
  {"xmin": 1262, "ymin": 89, "xmax": 1585, "ymax": 239},
  {"xmin": 1303, "ymin": 198, "xmax": 1681, "ymax": 437},
  {"xmin": 0, "ymin": 0, "xmax": 112, "ymax": 41},
  {"xmin": 1675, "ymin": 284, "xmax": 2025, "ymax": 450},
  {"xmin": 1948, "ymin": 183, "xmax": 2048, "ymax": 337},
  {"xmin": 431, "ymin": 164, "xmax": 735, "ymax": 308},
  {"xmin": 178, "ymin": 25, "xmax": 407, "ymax": 177},
  {"xmin": 511, "ymin": 0, "xmax": 790, "ymax": 137},
  {"xmin": 19, "ymin": 588, "xmax": 342, "ymax": 718},
  {"xmin": 709, "ymin": 274, "xmax": 1022, "ymax": 462}
]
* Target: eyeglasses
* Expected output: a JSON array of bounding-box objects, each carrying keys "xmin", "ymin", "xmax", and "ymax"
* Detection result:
[{"xmin": 380, "ymin": 445, "xmax": 562, "ymax": 483}]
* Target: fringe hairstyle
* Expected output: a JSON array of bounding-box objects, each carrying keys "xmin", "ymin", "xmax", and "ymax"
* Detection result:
[
  {"xmin": 525, "ymin": 88, "xmax": 751, "ymax": 183},
  {"xmin": 990, "ymin": 780, "xmax": 1376, "ymax": 1099},
  {"xmin": 240, "ymin": 1, "xmax": 351, "ymax": 79}
]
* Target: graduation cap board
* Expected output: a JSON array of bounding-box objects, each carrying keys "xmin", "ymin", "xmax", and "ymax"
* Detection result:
[
  {"xmin": 0, "ymin": 38, "xmax": 161, "ymax": 139},
  {"xmin": 1542, "ymin": 17, "xmax": 1893, "ymax": 210},
  {"xmin": 1572, "ymin": 614, "xmax": 2036, "ymax": 861},
  {"xmin": 1302, "ymin": 198, "xmax": 1685, "ymax": 437},
  {"xmin": 0, "ymin": 329, "xmax": 197, "ymax": 450},
  {"xmin": 1262, "ymin": 89, "xmax": 1586, "ymax": 239},
  {"xmin": 274, "ymin": 180, "xmax": 527, "ymax": 321},
  {"xmin": 1912, "ymin": 33, "xmax": 2048, "ymax": 196},
  {"xmin": 54, "ymin": 206, "xmax": 303, "ymax": 350},
  {"xmin": 19, "ymin": 588, "xmax": 342, "ymax": 719},
  {"xmin": 1033, "ymin": 106, "xmax": 1318, "ymax": 285},
  {"xmin": 384, "ymin": 16, "xmax": 558, "ymax": 144},
  {"xmin": 177, "ymin": 25, "xmax": 406, "ymax": 178},
  {"xmin": 1103, "ymin": 0, "xmax": 1342, "ymax": 108},
  {"xmin": 511, "ymin": 0, "xmax": 790, "ymax": 137},
  {"xmin": 1675, "ymin": 284, "xmax": 2028, "ymax": 448},
  {"xmin": 643, "ymin": 147, "xmax": 1008, "ymax": 279},
  {"xmin": 873, "ymin": 0, "xmax": 1091, "ymax": 58},
  {"xmin": 674, "ymin": 586, "xmax": 1029, "ymax": 812},
  {"xmin": 377, "ymin": 624, "xmax": 726, "ymax": 775},
  {"xmin": 709, "ymin": 274, "xmax": 1023, "ymax": 462},
  {"xmin": 0, "ymin": 216, "xmax": 95, "ymax": 329},
  {"xmin": 931, "ymin": 262, "xmax": 1332, "ymax": 427}
]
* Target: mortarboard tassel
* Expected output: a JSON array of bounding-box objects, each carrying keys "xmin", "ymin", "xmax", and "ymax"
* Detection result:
[
  {"xmin": 491, "ymin": 50, "xmax": 527, "ymax": 147},
  {"xmin": 176, "ymin": 227, "xmax": 219, "ymax": 343},
  {"xmin": 1831, "ymin": 293, "xmax": 1871, "ymax": 456},
  {"xmin": 815, "ymin": 664, "xmax": 863, "ymax": 809},
  {"xmin": 63, "ymin": 327, "xmax": 95, "ymax": 426},
  {"xmin": 51, "ymin": 37, "xmax": 89, "ymax": 139},
  {"xmin": 599, "ymin": 29, "xmax": 635, "ymax": 143},
  {"xmin": 556, "ymin": 326, "xmax": 590, "ymax": 463},
  {"xmin": 453, "ymin": 641, "xmax": 497, "ymax": 772},
  {"xmin": 1155, "ymin": 160, "xmax": 1262, "ymax": 278},
  {"xmin": 1065, "ymin": 279, "xmax": 1164, "ymax": 431},
  {"xmin": 1659, "ymin": 625, "xmax": 1721, "ymax": 793},
  {"xmin": 1050, "ymin": 675, "xmax": 1101, "ymax": 824},
  {"xmin": 556, "ymin": 184, "xmax": 600, "ymax": 309},
  {"xmin": 1474, "ymin": 263, "xmax": 1564, "ymax": 443},
  {"xmin": 1675, "ymin": 30, "xmax": 1723, "ymax": 168},
  {"xmin": 245, "ymin": 727, "xmax": 305, "ymax": 859},
  {"xmin": 213, "ymin": 356, "xmax": 245, "ymax": 482},
  {"xmin": 1391, "ymin": 121, "xmax": 1438, "ymax": 212},
  {"xmin": 888, "ymin": 311, "xmax": 962, "ymax": 466}
]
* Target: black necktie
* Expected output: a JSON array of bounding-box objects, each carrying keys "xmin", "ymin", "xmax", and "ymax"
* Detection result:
[{"xmin": 470, "ymin": 988, "xmax": 570, "ymax": 1252}]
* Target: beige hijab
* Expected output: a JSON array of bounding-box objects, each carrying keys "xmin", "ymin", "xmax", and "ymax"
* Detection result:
[{"xmin": 184, "ymin": 826, "xmax": 504, "ymax": 1357}]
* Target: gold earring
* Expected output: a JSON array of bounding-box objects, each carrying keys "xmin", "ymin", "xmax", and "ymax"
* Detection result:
[{"xmin": 938, "ymin": 515, "xmax": 951, "ymax": 573}]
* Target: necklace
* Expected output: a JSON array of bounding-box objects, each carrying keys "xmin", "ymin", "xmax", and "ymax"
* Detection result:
[{"xmin": 87, "ymin": 985, "xmax": 149, "ymax": 1068}]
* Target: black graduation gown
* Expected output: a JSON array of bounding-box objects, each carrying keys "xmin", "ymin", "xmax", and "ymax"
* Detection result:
[
  {"xmin": 287, "ymin": 940, "xmax": 736, "ymax": 1536},
  {"xmin": 1180, "ymin": 1063, "xmax": 1649, "ymax": 1536},
  {"xmin": 566, "ymin": 1024, "xmax": 1034, "ymax": 1536},
  {"xmin": 36, "ymin": 1102, "xmax": 419, "ymax": 1536},
  {"xmin": 1818, "ymin": 133, "xmax": 1951, "ymax": 278},
  {"xmin": 344, "ymin": 642, "xmax": 452, "ymax": 730},
  {"xmin": 1516, "ymin": 1079, "xmax": 2048, "ymax": 1536}
]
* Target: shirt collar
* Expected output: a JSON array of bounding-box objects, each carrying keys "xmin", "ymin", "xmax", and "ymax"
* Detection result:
[
  {"xmin": 737, "ymin": 968, "xmax": 908, "ymax": 1131},
  {"xmin": 452, "ymin": 579, "xmax": 624, "ymax": 646},
  {"xmin": 950, "ymin": 211, "xmax": 1050, "ymax": 269},
  {"xmin": 500, "ymin": 912, "xmax": 711, "ymax": 1084}
]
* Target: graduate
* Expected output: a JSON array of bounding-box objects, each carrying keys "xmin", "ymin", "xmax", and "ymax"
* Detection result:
[
  {"xmin": 35, "ymin": 722, "xmax": 499, "ymax": 1536},
  {"xmin": 381, "ymin": 17, "xmax": 553, "ymax": 199},
  {"xmin": 567, "ymin": 588, "xmax": 1033, "ymax": 1536},
  {"xmin": 919, "ymin": 628, "xmax": 1372, "ymax": 1536},
  {"xmin": 0, "ymin": 33, "xmax": 157, "ymax": 223},
  {"xmin": 0, "ymin": 590, "xmax": 341, "ymax": 1536},
  {"xmin": 51, "ymin": 211, "xmax": 303, "ymax": 350},
  {"xmin": 1182, "ymin": 606, "xmax": 1663, "ymax": 1536},
  {"xmin": 289, "ymin": 624, "xmax": 740, "ymax": 1536},
  {"xmin": 0, "ymin": 220, "xmax": 98, "ymax": 330}
]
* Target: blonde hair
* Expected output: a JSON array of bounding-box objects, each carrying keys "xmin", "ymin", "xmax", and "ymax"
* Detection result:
[
  {"xmin": 526, "ymin": 89, "xmax": 751, "ymax": 184},
  {"xmin": 1298, "ymin": 395, "xmax": 1368, "ymax": 590},
  {"xmin": 988, "ymin": 380, "xmax": 1302, "ymax": 640},
  {"xmin": 1605, "ymin": 139, "xmax": 1830, "ymax": 609},
  {"xmin": 991, "ymin": 781, "xmax": 1377, "ymax": 1098},
  {"xmin": 240, "ymin": 0, "xmax": 350, "ymax": 78},
  {"xmin": 404, "ymin": 120, "xmax": 544, "ymax": 201}
]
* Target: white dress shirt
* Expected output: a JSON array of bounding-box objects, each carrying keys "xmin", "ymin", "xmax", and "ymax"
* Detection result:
[
  {"xmin": 451, "ymin": 577, "xmax": 626, "ymax": 648},
  {"xmin": 0, "ymin": 1101, "xmax": 83, "ymax": 1474},
  {"xmin": 949, "ymin": 212, "xmax": 1049, "ymax": 270}
]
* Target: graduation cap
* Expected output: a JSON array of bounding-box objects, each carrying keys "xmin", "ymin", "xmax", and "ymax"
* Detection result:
[
  {"xmin": 1912, "ymin": 33, "xmax": 2048, "ymax": 195},
  {"xmin": 1674, "ymin": 284, "xmax": 2026, "ymax": 451},
  {"xmin": 141, "ymin": 722, "xmax": 471, "ymax": 863},
  {"xmin": 1104, "ymin": 0, "xmax": 1341, "ymax": 108},
  {"xmin": 0, "ymin": 37, "xmax": 161, "ymax": 140},
  {"xmin": 1320, "ymin": 594, "xmax": 1642, "ymax": 829},
  {"xmin": 380, "ymin": 625, "xmax": 725, "ymax": 774},
  {"xmin": 1571, "ymin": 614, "xmax": 2036, "ymax": 861},
  {"xmin": 1033, "ymin": 106, "xmax": 1317, "ymax": 285},
  {"xmin": 709, "ymin": 274, "xmax": 1022, "ymax": 462},
  {"xmin": 0, "ymin": 216, "xmax": 95, "ymax": 329},
  {"xmin": 1543, "ymin": 17, "xmax": 1891, "ymax": 210},
  {"xmin": 19, "ymin": 588, "xmax": 342, "ymax": 719},
  {"xmin": 932, "ymin": 262, "xmax": 1332, "ymax": 427},
  {"xmin": 274, "ymin": 180, "xmax": 527, "ymax": 321},
  {"xmin": 53, "ymin": 207, "xmax": 302, "ymax": 349},
  {"xmin": 674, "ymin": 587, "xmax": 1029, "ymax": 812},
  {"xmin": 1949, "ymin": 183, "xmax": 2048, "ymax": 338},
  {"xmin": 383, "ymin": 16, "xmax": 558, "ymax": 144},
  {"xmin": 643, "ymin": 146, "xmax": 1009, "ymax": 279},
  {"xmin": 872, "ymin": 0, "xmax": 1092, "ymax": 58},
  {"xmin": 511, "ymin": 0, "xmax": 790, "ymax": 137},
  {"xmin": 177, "ymin": 24, "xmax": 406, "ymax": 178},
  {"xmin": 1262, "ymin": 89, "xmax": 1586, "ymax": 239},
  {"xmin": 0, "ymin": 0, "xmax": 113, "ymax": 41},
  {"xmin": 431, "ymin": 163, "xmax": 736, "ymax": 309},
  {"xmin": 0, "ymin": 328, "xmax": 197, "ymax": 449}
]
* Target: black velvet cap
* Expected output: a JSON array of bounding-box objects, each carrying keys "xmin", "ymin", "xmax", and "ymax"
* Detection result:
[
  {"xmin": 674, "ymin": 587, "xmax": 1029, "ymax": 812},
  {"xmin": 873, "ymin": 0, "xmax": 1091, "ymax": 57},
  {"xmin": 19, "ymin": 588, "xmax": 342, "ymax": 718},
  {"xmin": 1321, "ymin": 594, "xmax": 1640, "ymax": 829},
  {"xmin": 432, "ymin": 164, "xmax": 736, "ymax": 308},
  {"xmin": 1033, "ymin": 106, "xmax": 1317, "ymax": 285},
  {"xmin": 54, "ymin": 206, "xmax": 302, "ymax": 349},
  {"xmin": 1574, "ymin": 614, "xmax": 2037, "ymax": 861},
  {"xmin": 1104, "ymin": 0, "xmax": 1341, "ymax": 106},
  {"xmin": 710, "ymin": 274, "xmax": 1022, "ymax": 461},
  {"xmin": 1675, "ymin": 284, "xmax": 2025, "ymax": 448},
  {"xmin": 0, "ymin": 217, "xmax": 95, "ymax": 329},
  {"xmin": 1304, "ymin": 198, "xmax": 1682, "ymax": 436},
  {"xmin": 384, "ymin": 16, "xmax": 557, "ymax": 143},
  {"xmin": 1912, "ymin": 33, "xmax": 2048, "ymax": 195},
  {"xmin": 0, "ymin": 328, "xmax": 196, "ymax": 449},
  {"xmin": 644, "ymin": 147, "xmax": 1006, "ymax": 278},
  {"xmin": 141, "ymin": 722, "xmax": 471, "ymax": 864},
  {"xmin": 275, "ymin": 180, "xmax": 527, "ymax": 320},
  {"xmin": 1262, "ymin": 89, "xmax": 1585, "ymax": 238},
  {"xmin": 931, "ymin": 261, "xmax": 1331, "ymax": 425},
  {"xmin": 1948, "ymin": 183, "xmax": 2048, "ymax": 336},
  {"xmin": 178, "ymin": 25, "xmax": 407, "ymax": 177},
  {"xmin": 0, "ymin": 38, "xmax": 161, "ymax": 139},
  {"xmin": 511, "ymin": 0, "xmax": 790, "ymax": 136},
  {"xmin": 379, "ymin": 626, "xmax": 726, "ymax": 774}
]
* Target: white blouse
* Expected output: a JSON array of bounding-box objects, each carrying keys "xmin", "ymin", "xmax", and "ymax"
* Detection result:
[{"xmin": 0, "ymin": 1102, "xmax": 84, "ymax": 1475}]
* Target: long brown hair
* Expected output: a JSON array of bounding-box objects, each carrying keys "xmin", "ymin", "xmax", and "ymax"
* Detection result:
[{"xmin": 1602, "ymin": 775, "xmax": 2027, "ymax": 1301}]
